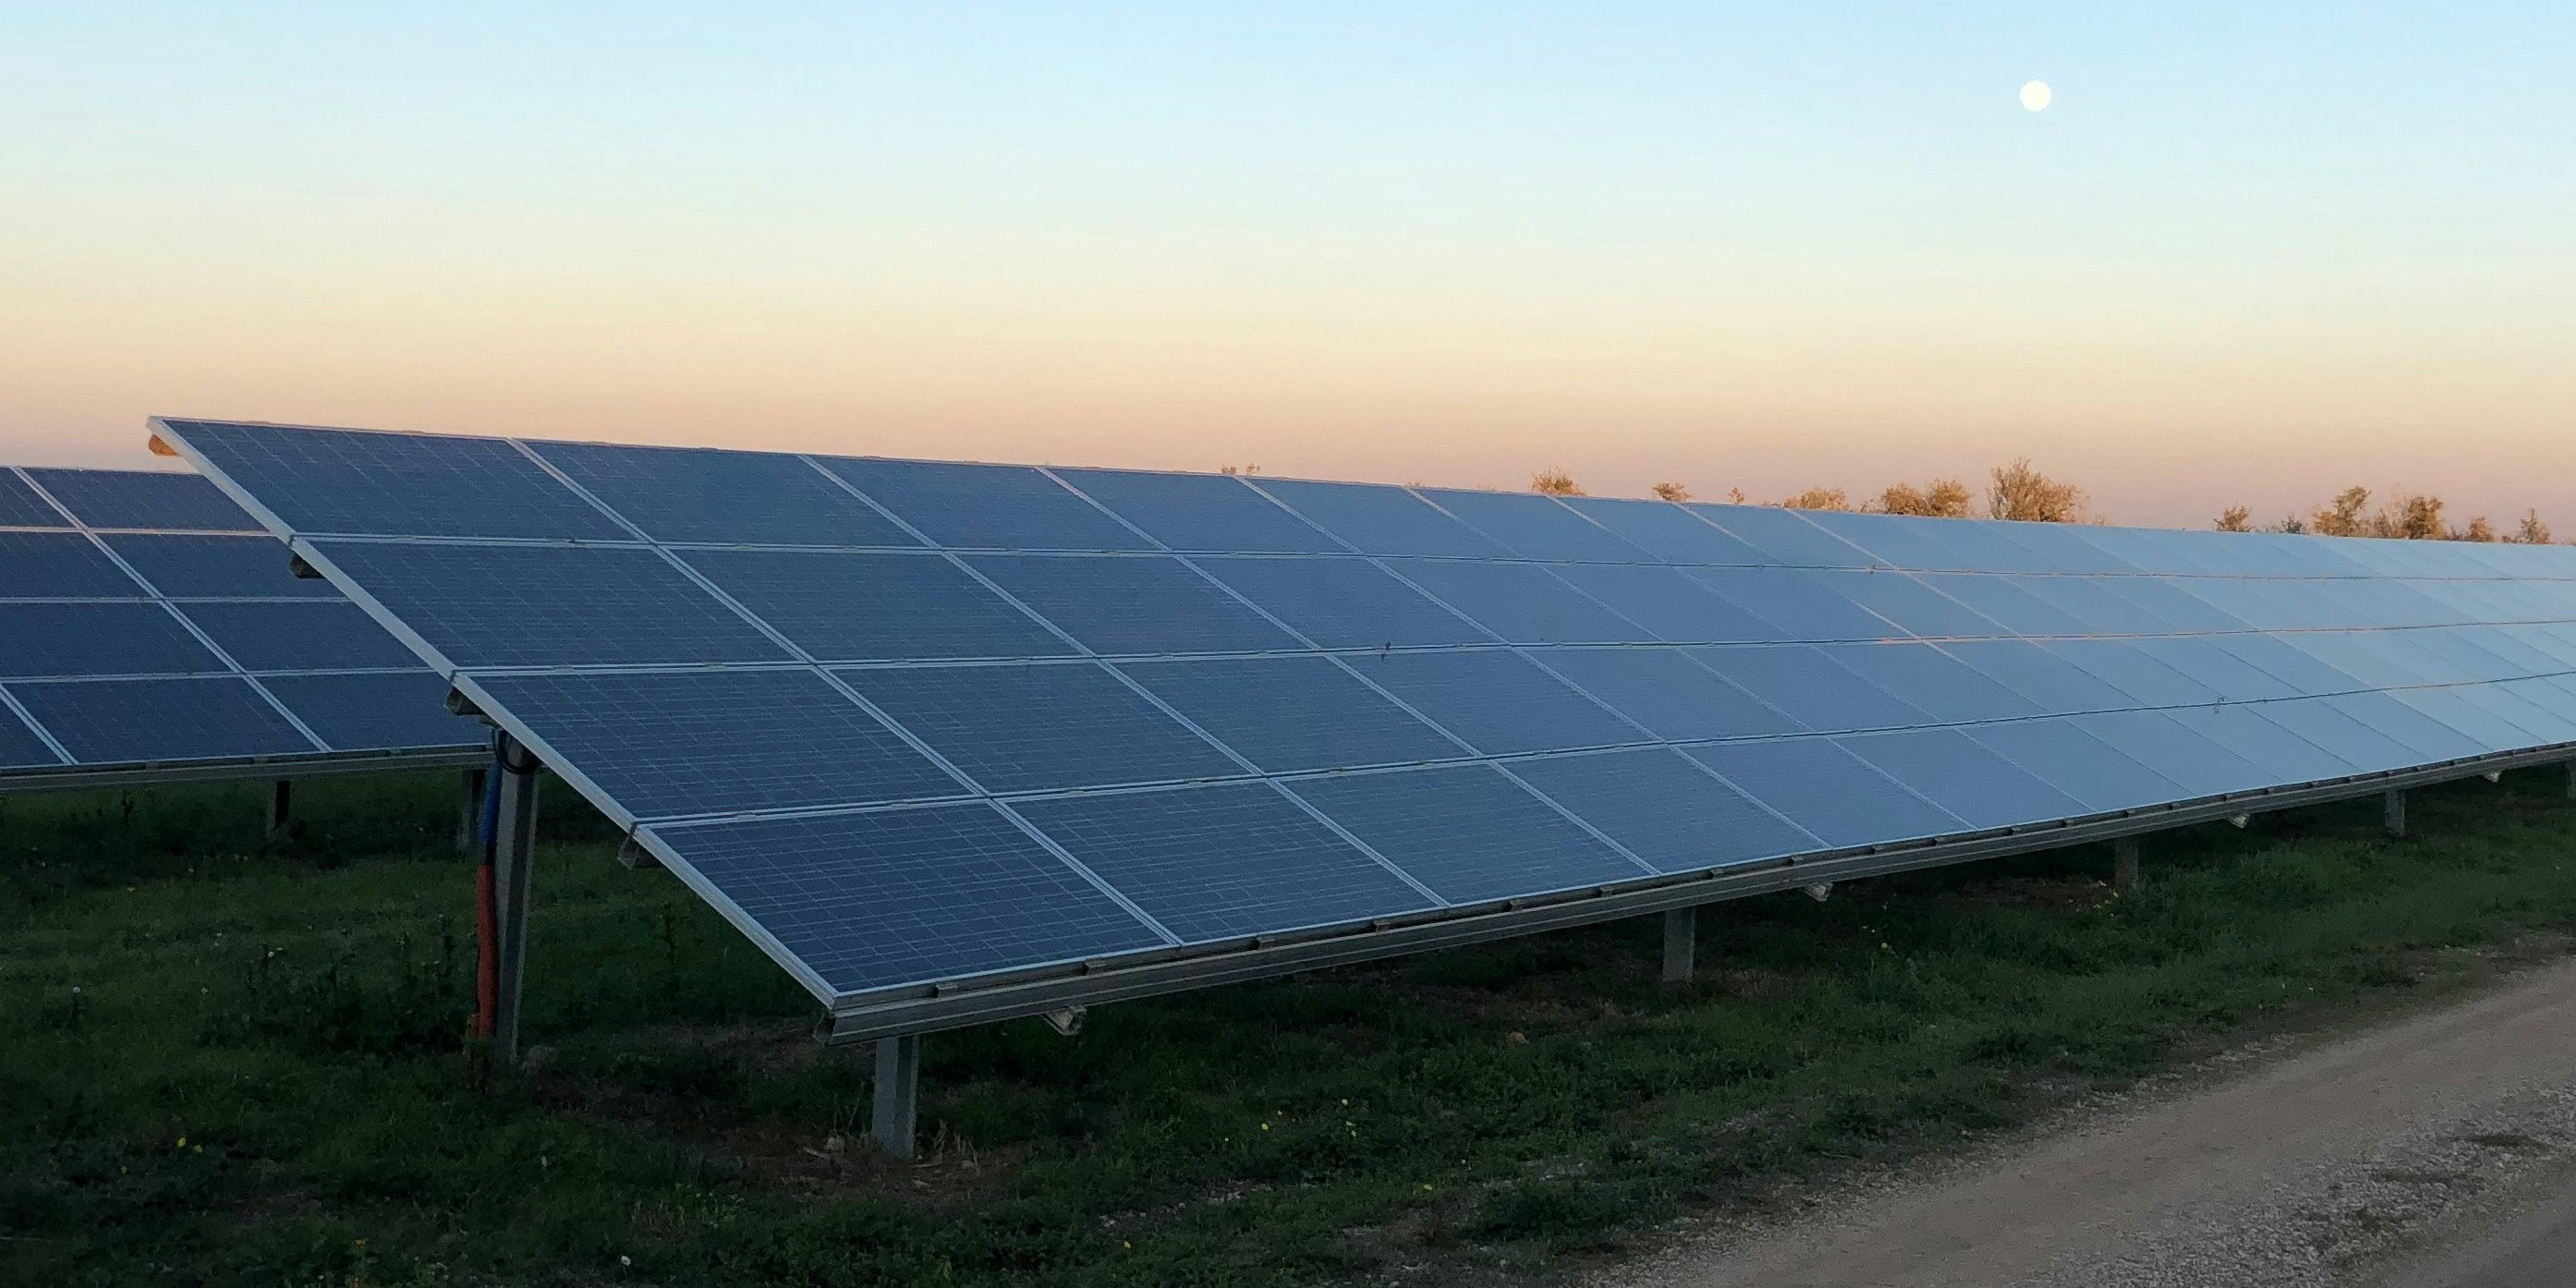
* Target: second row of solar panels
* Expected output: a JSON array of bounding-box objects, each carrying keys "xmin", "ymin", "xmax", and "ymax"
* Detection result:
[{"xmin": 1, "ymin": 467, "xmax": 480, "ymax": 772}]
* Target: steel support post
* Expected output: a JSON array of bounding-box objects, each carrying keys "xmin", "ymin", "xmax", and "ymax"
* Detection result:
[
  {"xmin": 2383, "ymin": 788, "xmax": 2407, "ymax": 839},
  {"xmin": 455, "ymin": 765, "xmax": 488, "ymax": 856},
  {"xmin": 874, "ymin": 1033, "xmax": 921, "ymax": 1160},
  {"xmin": 1660, "ymin": 906, "xmax": 1696, "ymax": 983},
  {"xmin": 2113, "ymin": 835, "xmax": 2143, "ymax": 893},
  {"xmin": 264, "ymin": 779, "xmax": 291, "ymax": 840},
  {"xmin": 2566, "ymin": 760, "xmax": 2574, "ymax": 802},
  {"xmin": 490, "ymin": 741, "xmax": 541, "ymax": 1067}
]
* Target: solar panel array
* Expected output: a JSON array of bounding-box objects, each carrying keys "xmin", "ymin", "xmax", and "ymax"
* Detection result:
[
  {"xmin": 0, "ymin": 466, "xmax": 480, "ymax": 777},
  {"xmin": 153, "ymin": 419, "xmax": 2576, "ymax": 1013}
]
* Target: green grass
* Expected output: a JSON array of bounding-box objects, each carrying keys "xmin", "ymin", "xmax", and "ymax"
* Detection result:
[{"xmin": 6, "ymin": 767, "xmax": 2576, "ymax": 1285}]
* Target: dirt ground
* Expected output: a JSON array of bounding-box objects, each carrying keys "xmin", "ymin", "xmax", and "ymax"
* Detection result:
[{"xmin": 1593, "ymin": 954, "xmax": 2576, "ymax": 1288}]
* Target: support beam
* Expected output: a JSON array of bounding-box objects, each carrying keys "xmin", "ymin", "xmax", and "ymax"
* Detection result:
[
  {"xmin": 2567, "ymin": 760, "xmax": 2575, "ymax": 802},
  {"xmin": 2383, "ymin": 788, "xmax": 2407, "ymax": 839},
  {"xmin": 487, "ymin": 740, "xmax": 541, "ymax": 1067},
  {"xmin": 1660, "ymin": 906, "xmax": 1696, "ymax": 983},
  {"xmin": 873, "ymin": 1034, "xmax": 921, "ymax": 1160},
  {"xmin": 615, "ymin": 835, "xmax": 661, "ymax": 870},
  {"xmin": 455, "ymin": 765, "xmax": 488, "ymax": 856},
  {"xmin": 1802, "ymin": 882, "xmax": 1834, "ymax": 903},
  {"xmin": 263, "ymin": 779, "xmax": 291, "ymax": 841},
  {"xmin": 2113, "ymin": 835, "xmax": 2143, "ymax": 893}
]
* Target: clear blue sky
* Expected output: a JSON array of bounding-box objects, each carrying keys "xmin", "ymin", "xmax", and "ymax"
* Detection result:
[{"xmin": 4, "ymin": 4, "xmax": 2570, "ymax": 525}]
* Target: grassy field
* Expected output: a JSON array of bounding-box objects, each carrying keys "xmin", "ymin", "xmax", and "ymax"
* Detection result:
[{"xmin": 6, "ymin": 766, "xmax": 2576, "ymax": 1286}]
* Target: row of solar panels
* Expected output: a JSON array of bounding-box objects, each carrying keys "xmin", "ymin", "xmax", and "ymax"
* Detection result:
[
  {"xmin": 0, "ymin": 466, "xmax": 480, "ymax": 776},
  {"xmin": 130, "ymin": 419, "xmax": 2576, "ymax": 579},
  {"xmin": 151, "ymin": 419, "xmax": 2576, "ymax": 1015}
]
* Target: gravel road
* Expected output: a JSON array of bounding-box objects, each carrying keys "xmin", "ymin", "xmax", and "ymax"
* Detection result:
[{"xmin": 1591, "ymin": 955, "xmax": 2576, "ymax": 1288}]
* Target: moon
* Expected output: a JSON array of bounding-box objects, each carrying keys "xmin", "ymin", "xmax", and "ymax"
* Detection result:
[{"xmin": 2020, "ymin": 79, "xmax": 2053, "ymax": 112}]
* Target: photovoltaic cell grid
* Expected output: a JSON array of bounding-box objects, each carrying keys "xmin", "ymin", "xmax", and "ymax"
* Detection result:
[
  {"xmin": 0, "ymin": 466, "xmax": 481, "ymax": 772},
  {"xmin": 151, "ymin": 419, "xmax": 2576, "ymax": 1006}
]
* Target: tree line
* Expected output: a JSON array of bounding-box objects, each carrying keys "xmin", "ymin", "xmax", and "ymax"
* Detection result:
[
  {"xmin": 1233, "ymin": 459, "xmax": 2560, "ymax": 542},
  {"xmin": 2213, "ymin": 488, "xmax": 2553, "ymax": 544},
  {"xmin": 1533, "ymin": 458, "xmax": 2096, "ymax": 524}
]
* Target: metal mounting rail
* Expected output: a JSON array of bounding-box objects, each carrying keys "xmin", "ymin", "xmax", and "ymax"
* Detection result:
[
  {"xmin": 820, "ymin": 742, "xmax": 2576, "ymax": 1044},
  {"xmin": 0, "ymin": 746, "xmax": 488, "ymax": 796}
]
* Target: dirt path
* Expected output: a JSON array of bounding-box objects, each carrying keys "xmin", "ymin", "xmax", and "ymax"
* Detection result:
[{"xmin": 1595, "ymin": 955, "xmax": 2576, "ymax": 1288}]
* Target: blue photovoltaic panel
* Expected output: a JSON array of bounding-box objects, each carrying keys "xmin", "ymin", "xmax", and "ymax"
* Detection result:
[
  {"xmin": 842, "ymin": 662, "xmax": 1243, "ymax": 793},
  {"xmin": 1687, "ymin": 504, "xmax": 1871, "ymax": 568},
  {"xmin": 1418, "ymin": 489, "xmax": 1653, "ymax": 562},
  {"xmin": 178, "ymin": 601, "xmax": 430, "ymax": 672},
  {"xmin": 2253, "ymin": 698, "xmax": 2424, "ymax": 775},
  {"xmin": 2207, "ymin": 634, "xmax": 2366, "ymax": 697},
  {"xmin": 146, "ymin": 415, "xmax": 2576, "ymax": 1014},
  {"xmin": 1686, "ymin": 738, "xmax": 1966, "ymax": 849},
  {"xmin": 2039, "ymin": 577, "xmax": 2183, "ymax": 635},
  {"xmin": 1117, "ymin": 655, "xmax": 1464, "ymax": 772},
  {"xmin": 1054, "ymin": 468, "xmax": 1343, "ymax": 553},
  {"xmin": 1290, "ymin": 765, "xmax": 1646, "ymax": 904},
  {"xmin": 1382, "ymin": 558, "xmax": 1652, "ymax": 645},
  {"xmin": 1962, "ymin": 718, "xmax": 2190, "ymax": 814},
  {"xmin": 1015, "ymin": 783, "xmax": 1435, "ymax": 943},
  {"xmin": 1509, "ymin": 748, "xmax": 1820, "ymax": 874},
  {"xmin": 0, "ymin": 470, "xmax": 65, "ymax": 527},
  {"xmin": 156, "ymin": 420, "xmax": 627, "ymax": 540},
  {"xmin": 1837, "ymin": 728, "xmax": 2092, "ymax": 831},
  {"xmin": 650, "ymin": 805, "xmax": 1169, "ymax": 994},
  {"xmin": 1937, "ymin": 641, "xmax": 2143, "ymax": 721},
  {"xmin": 1559, "ymin": 496, "xmax": 1769, "ymax": 565},
  {"xmin": 1250, "ymin": 478, "xmax": 1512, "ymax": 558},
  {"xmin": 965, "ymin": 554, "xmax": 1304, "ymax": 655},
  {"xmin": 0, "ymin": 532, "xmax": 137, "ymax": 597},
  {"xmin": 1342, "ymin": 649, "xmax": 1642, "ymax": 754},
  {"xmin": 262, "ymin": 671, "xmax": 479, "ymax": 752},
  {"xmin": 2065, "ymin": 710, "xmax": 2275, "ymax": 799},
  {"xmin": 2320, "ymin": 690, "xmax": 2489, "ymax": 764},
  {"xmin": 2449, "ymin": 683, "xmax": 2573, "ymax": 745},
  {"xmin": 0, "ymin": 603, "xmax": 225, "ymax": 679},
  {"xmin": 532, "ymin": 441, "xmax": 921, "ymax": 547},
  {"xmin": 0, "ymin": 705, "xmax": 63, "ymax": 768},
  {"xmin": 2041, "ymin": 638, "xmax": 2226, "ymax": 708},
  {"xmin": 681, "ymin": 549, "xmax": 1075, "ymax": 662},
  {"xmin": 2390, "ymin": 687, "xmax": 2540, "ymax": 754},
  {"xmin": 2113, "ymin": 577, "xmax": 2249, "ymax": 632},
  {"xmin": 2160, "ymin": 706, "xmax": 2361, "ymax": 786},
  {"xmin": 103, "ymin": 534, "xmax": 343, "ymax": 599},
  {"xmin": 2127, "ymin": 637, "xmax": 2303, "ymax": 702},
  {"xmin": 1795, "ymin": 511, "xmax": 1972, "ymax": 570},
  {"xmin": 1695, "ymin": 644, "xmax": 1936, "ymax": 735},
  {"xmin": 1811, "ymin": 569, "xmax": 2003, "ymax": 639},
  {"xmin": 475, "ymin": 668, "xmax": 966, "ymax": 819},
  {"xmin": 1815, "ymin": 642, "xmax": 2044, "ymax": 724},
  {"xmin": 25, "ymin": 468, "xmax": 261, "ymax": 531},
  {"xmin": 1527, "ymin": 648, "xmax": 1802, "ymax": 741},
  {"xmin": 1195, "ymin": 556, "xmax": 1493, "ymax": 650},
  {"xmin": 11, "ymin": 677, "xmax": 316, "ymax": 763},
  {"xmin": 310, "ymin": 541, "xmax": 794, "ymax": 669},
  {"xmin": 1683, "ymin": 566, "xmax": 1891, "ymax": 641},
  {"xmin": 1544, "ymin": 564, "xmax": 1788, "ymax": 644},
  {"xmin": 1916, "ymin": 574, "xmax": 2098, "ymax": 637},
  {"xmin": 820, "ymin": 457, "xmax": 1154, "ymax": 552}
]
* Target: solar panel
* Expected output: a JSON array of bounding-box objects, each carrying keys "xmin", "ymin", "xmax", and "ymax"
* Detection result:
[
  {"xmin": 148, "ymin": 417, "xmax": 2576, "ymax": 1031},
  {"xmin": 0, "ymin": 465, "xmax": 481, "ymax": 784}
]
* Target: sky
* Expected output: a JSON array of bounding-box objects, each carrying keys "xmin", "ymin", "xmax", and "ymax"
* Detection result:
[{"xmin": 2, "ymin": 4, "xmax": 2570, "ymax": 529}]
